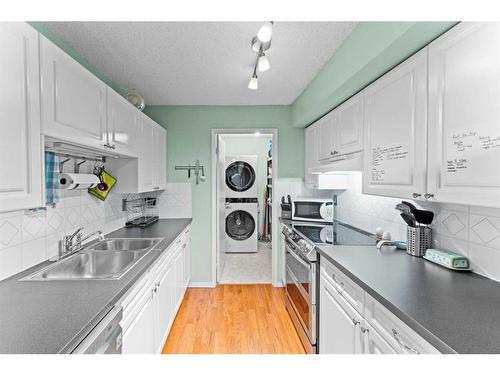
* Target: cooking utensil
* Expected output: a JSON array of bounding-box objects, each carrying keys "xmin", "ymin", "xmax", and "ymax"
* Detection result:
[
  {"xmin": 395, "ymin": 203, "xmax": 412, "ymax": 214},
  {"xmin": 400, "ymin": 212, "xmax": 416, "ymax": 227},
  {"xmin": 401, "ymin": 201, "xmax": 417, "ymax": 211},
  {"xmin": 413, "ymin": 209, "xmax": 434, "ymax": 226},
  {"xmin": 287, "ymin": 195, "xmax": 292, "ymax": 205},
  {"xmin": 281, "ymin": 196, "xmax": 285, "ymax": 205}
]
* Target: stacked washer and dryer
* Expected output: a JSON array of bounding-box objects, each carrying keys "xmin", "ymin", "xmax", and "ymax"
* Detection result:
[{"xmin": 224, "ymin": 155, "xmax": 259, "ymax": 253}]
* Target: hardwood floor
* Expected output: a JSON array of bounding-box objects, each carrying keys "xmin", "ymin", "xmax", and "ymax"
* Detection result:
[{"xmin": 162, "ymin": 284, "xmax": 306, "ymax": 354}]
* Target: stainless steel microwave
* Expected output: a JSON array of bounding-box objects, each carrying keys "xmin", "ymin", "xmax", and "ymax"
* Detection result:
[{"xmin": 292, "ymin": 198, "xmax": 334, "ymax": 223}]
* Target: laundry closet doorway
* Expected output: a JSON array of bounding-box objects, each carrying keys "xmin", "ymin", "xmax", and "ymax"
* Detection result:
[{"xmin": 211, "ymin": 129, "xmax": 278, "ymax": 286}]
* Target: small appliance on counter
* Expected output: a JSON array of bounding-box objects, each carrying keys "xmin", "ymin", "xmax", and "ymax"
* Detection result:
[
  {"xmin": 123, "ymin": 197, "xmax": 159, "ymax": 228},
  {"xmin": 292, "ymin": 197, "xmax": 334, "ymax": 223},
  {"xmin": 280, "ymin": 195, "xmax": 292, "ymax": 220}
]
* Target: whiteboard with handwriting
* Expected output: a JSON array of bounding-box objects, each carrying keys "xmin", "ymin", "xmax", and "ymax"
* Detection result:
[{"xmin": 444, "ymin": 123, "xmax": 500, "ymax": 187}]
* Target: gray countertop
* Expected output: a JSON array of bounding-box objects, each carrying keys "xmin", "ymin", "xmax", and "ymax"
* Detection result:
[
  {"xmin": 0, "ymin": 218, "xmax": 192, "ymax": 354},
  {"xmin": 316, "ymin": 243, "xmax": 500, "ymax": 354}
]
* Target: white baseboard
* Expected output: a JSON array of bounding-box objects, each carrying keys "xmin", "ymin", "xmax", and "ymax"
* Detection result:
[{"xmin": 189, "ymin": 281, "xmax": 216, "ymax": 288}]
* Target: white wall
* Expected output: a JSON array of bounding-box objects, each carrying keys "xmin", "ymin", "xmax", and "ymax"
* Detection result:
[{"xmin": 336, "ymin": 172, "xmax": 500, "ymax": 282}]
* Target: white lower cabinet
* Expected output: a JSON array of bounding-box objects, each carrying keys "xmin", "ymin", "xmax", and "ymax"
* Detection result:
[
  {"xmin": 319, "ymin": 273, "xmax": 363, "ymax": 354},
  {"xmin": 121, "ymin": 227, "xmax": 191, "ymax": 354},
  {"xmin": 319, "ymin": 257, "xmax": 439, "ymax": 354},
  {"xmin": 122, "ymin": 289, "xmax": 156, "ymax": 354}
]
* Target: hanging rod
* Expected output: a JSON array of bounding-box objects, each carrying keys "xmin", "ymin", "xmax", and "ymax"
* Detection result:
[{"xmin": 48, "ymin": 151, "xmax": 106, "ymax": 164}]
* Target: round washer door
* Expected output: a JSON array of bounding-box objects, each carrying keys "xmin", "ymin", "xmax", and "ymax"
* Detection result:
[
  {"xmin": 225, "ymin": 161, "xmax": 256, "ymax": 192},
  {"xmin": 225, "ymin": 210, "xmax": 256, "ymax": 241}
]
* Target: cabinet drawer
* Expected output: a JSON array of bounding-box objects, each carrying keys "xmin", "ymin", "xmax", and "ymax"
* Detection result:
[
  {"xmin": 364, "ymin": 294, "xmax": 440, "ymax": 354},
  {"xmin": 320, "ymin": 258, "xmax": 365, "ymax": 314}
]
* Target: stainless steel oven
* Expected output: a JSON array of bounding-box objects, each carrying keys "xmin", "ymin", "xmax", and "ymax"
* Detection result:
[{"xmin": 283, "ymin": 229, "xmax": 317, "ymax": 354}]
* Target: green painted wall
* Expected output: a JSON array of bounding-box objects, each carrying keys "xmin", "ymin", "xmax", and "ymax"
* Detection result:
[
  {"xmin": 144, "ymin": 106, "xmax": 301, "ymax": 282},
  {"xmin": 291, "ymin": 21, "xmax": 457, "ymax": 127}
]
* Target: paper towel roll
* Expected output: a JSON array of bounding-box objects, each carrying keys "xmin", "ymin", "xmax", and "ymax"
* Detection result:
[{"xmin": 58, "ymin": 173, "xmax": 100, "ymax": 190}]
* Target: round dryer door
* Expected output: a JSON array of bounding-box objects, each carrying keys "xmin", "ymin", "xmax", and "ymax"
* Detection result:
[
  {"xmin": 225, "ymin": 161, "xmax": 256, "ymax": 192},
  {"xmin": 225, "ymin": 210, "xmax": 256, "ymax": 241}
]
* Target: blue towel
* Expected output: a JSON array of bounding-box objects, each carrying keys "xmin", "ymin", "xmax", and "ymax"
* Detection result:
[{"xmin": 45, "ymin": 152, "xmax": 60, "ymax": 205}]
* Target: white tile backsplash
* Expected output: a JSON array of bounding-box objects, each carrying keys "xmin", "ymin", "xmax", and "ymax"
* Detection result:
[
  {"xmin": 335, "ymin": 172, "xmax": 500, "ymax": 282},
  {"xmin": 0, "ymin": 190, "xmax": 128, "ymax": 281},
  {"xmin": 157, "ymin": 183, "xmax": 192, "ymax": 219}
]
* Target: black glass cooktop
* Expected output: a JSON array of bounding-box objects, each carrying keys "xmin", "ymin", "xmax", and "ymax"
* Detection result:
[{"xmin": 293, "ymin": 221, "xmax": 376, "ymax": 246}]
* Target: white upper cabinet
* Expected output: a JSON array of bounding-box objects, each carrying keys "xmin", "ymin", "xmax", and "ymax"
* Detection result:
[
  {"xmin": 138, "ymin": 115, "xmax": 155, "ymax": 192},
  {"xmin": 427, "ymin": 22, "xmax": 500, "ymax": 207},
  {"xmin": 336, "ymin": 93, "xmax": 364, "ymax": 155},
  {"xmin": 362, "ymin": 48, "xmax": 428, "ymax": 200},
  {"xmin": 305, "ymin": 122, "xmax": 320, "ymax": 186},
  {"xmin": 318, "ymin": 113, "xmax": 337, "ymax": 161},
  {"xmin": 0, "ymin": 23, "xmax": 43, "ymax": 212},
  {"xmin": 40, "ymin": 35, "xmax": 107, "ymax": 150},
  {"xmin": 106, "ymin": 87, "xmax": 139, "ymax": 156},
  {"xmin": 154, "ymin": 123, "xmax": 167, "ymax": 190}
]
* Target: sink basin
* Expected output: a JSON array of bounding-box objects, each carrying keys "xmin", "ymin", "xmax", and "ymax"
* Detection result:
[
  {"xmin": 25, "ymin": 251, "xmax": 148, "ymax": 280},
  {"xmin": 22, "ymin": 237, "xmax": 162, "ymax": 281},
  {"xmin": 91, "ymin": 238, "xmax": 161, "ymax": 252}
]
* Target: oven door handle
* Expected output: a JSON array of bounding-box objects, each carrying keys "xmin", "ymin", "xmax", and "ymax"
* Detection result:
[{"xmin": 286, "ymin": 244, "xmax": 311, "ymax": 269}]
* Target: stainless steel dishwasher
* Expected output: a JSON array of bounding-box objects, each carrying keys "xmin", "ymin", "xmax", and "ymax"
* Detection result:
[{"xmin": 72, "ymin": 306, "xmax": 123, "ymax": 354}]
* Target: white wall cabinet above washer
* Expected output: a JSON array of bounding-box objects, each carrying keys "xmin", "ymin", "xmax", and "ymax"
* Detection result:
[
  {"xmin": 40, "ymin": 35, "xmax": 107, "ymax": 151},
  {"xmin": 427, "ymin": 22, "xmax": 500, "ymax": 207},
  {"xmin": 0, "ymin": 23, "xmax": 43, "ymax": 212},
  {"xmin": 362, "ymin": 48, "xmax": 428, "ymax": 200}
]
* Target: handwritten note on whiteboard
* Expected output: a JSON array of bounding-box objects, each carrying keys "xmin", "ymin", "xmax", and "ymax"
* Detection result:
[
  {"xmin": 371, "ymin": 143, "xmax": 410, "ymax": 184},
  {"xmin": 444, "ymin": 125, "xmax": 500, "ymax": 186}
]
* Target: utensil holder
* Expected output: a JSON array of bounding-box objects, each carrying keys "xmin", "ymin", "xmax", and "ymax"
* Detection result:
[{"xmin": 406, "ymin": 226, "xmax": 432, "ymax": 257}]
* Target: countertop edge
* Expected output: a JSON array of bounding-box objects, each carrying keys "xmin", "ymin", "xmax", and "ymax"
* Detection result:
[{"xmin": 316, "ymin": 247, "xmax": 457, "ymax": 354}]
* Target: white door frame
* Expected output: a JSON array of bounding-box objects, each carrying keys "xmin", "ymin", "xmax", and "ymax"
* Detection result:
[{"xmin": 211, "ymin": 128, "xmax": 280, "ymax": 287}]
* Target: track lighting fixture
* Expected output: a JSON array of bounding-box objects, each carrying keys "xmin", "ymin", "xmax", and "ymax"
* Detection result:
[{"xmin": 248, "ymin": 22, "xmax": 273, "ymax": 90}]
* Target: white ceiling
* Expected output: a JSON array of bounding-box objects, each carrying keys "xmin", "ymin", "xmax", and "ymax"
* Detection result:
[{"xmin": 43, "ymin": 22, "xmax": 357, "ymax": 106}]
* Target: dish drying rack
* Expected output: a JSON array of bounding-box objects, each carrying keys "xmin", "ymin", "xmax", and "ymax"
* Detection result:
[{"xmin": 123, "ymin": 197, "xmax": 159, "ymax": 228}]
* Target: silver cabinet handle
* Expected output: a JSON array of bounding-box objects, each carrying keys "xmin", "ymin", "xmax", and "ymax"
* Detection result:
[
  {"xmin": 182, "ymin": 244, "xmax": 186, "ymax": 248},
  {"xmin": 360, "ymin": 326, "xmax": 369, "ymax": 333},
  {"xmin": 352, "ymin": 318, "xmax": 360, "ymax": 326},
  {"xmin": 424, "ymin": 193, "xmax": 434, "ymax": 199},
  {"xmin": 392, "ymin": 329, "xmax": 419, "ymax": 354},
  {"xmin": 412, "ymin": 193, "xmax": 421, "ymax": 199}
]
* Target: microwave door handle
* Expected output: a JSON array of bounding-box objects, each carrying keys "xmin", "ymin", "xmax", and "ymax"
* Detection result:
[{"xmin": 286, "ymin": 244, "xmax": 310, "ymax": 269}]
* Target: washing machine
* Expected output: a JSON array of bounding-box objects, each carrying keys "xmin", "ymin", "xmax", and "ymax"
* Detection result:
[
  {"xmin": 225, "ymin": 155, "xmax": 258, "ymax": 198},
  {"xmin": 225, "ymin": 198, "xmax": 258, "ymax": 253}
]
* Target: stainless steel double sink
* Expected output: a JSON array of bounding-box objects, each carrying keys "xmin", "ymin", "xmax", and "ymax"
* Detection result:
[{"xmin": 23, "ymin": 238, "xmax": 162, "ymax": 281}]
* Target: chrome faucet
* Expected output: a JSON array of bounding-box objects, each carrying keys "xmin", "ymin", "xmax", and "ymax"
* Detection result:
[{"xmin": 58, "ymin": 228, "xmax": 105, "ymax": 260}]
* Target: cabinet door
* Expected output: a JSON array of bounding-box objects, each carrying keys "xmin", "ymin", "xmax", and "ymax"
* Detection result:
[
  {"xmin": 362, "ymin": 48, "xmax": 428, "ymax": 200},
  {"xmin": 319, "ymin": 274, "xmax": 363, "ymax": 354},
  {"xmin": 363, "ymin": 322, "xmax": 398, "ymax": 354},
  {"xmin": 0, "ymin": 23, "xmax": 43, "ymax": 212},
  {"xmin": 305, "ymin": 123, "xmax": 320, "ymax": 186},
  {"xmin": 40, "ymin": 35, "xmax": 107, "ymax": 149},
  {"xmin": 106, "ymin": 87, "xmax": 138, "ymax": 156},
  {"xmin": 183, "ymin": 232, "xmax": 191, "ymax": 288},
  {"xmin": 318, "ymin": 113, "xmax": 337, "ymax": 161},
  {"xmin": 427, "ymin": 22, "xmax": 500, "ymax": 207},
  {"xmin": 122, "ymin": 291, "xmax": 155, "ymax": 354},
  {"xmin": 138, "ymin": 115, "xmax": 155, "ymax": 192},
  {"xmin": 155, "ymin": 124, "xmax": 167, "ymax": 190},
  {"xmin": 337, "ymin": 93, "xmax": 364, "ymax": 155},
  {"xmin": 154, "ymin": 262, "xmax": 175, "ymax": 353},
  {"xmin": 174, "ymin": 249, "xmax": 185, "ymax": 312}
]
